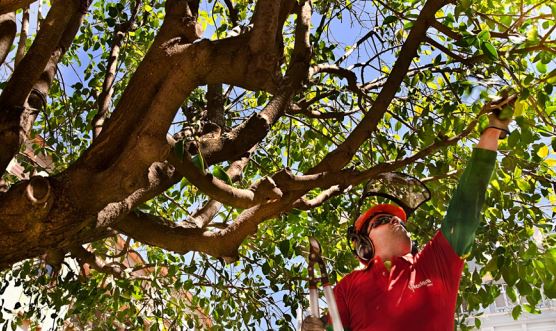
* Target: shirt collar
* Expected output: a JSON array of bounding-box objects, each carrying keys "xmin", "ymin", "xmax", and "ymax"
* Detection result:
[{"xmin": 366, "ymin": 253, "xmax": 414, "ymax": 269}]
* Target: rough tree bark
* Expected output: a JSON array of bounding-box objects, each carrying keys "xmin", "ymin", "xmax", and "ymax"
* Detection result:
[
  {"xmin": 0, "ymin": 12, "xmax": 16, "ymax": 66},
  {"xmin": 0, "ymin": 0, "xmax": 37, "ymax": 16}
]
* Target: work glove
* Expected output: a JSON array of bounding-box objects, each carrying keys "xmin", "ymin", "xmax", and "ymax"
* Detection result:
[
  {"xmin": 301, "ymin": 316, "xmax": 326, "ymax": 331},
  {"xmin": 485, "ymin": 93, "xmax": 517, "ymax": 139}
]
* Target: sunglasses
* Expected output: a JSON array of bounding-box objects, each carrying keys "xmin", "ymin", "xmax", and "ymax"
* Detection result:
[{"xmin": 366, "ymin": 215, "xmax": 405, "ymax": 233}]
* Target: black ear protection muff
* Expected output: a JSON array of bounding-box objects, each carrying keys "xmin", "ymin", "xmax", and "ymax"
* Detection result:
[
  {"xmin": 348, "ymin": 215, "xmax": 420, "ymax": 262},
  {"xmin": 347, "ymin": 225, "xmax": 419, "ymax": 261},
  {"xmin": 347, "ymin": 225, "xmax": 375, "ymax": 262}
]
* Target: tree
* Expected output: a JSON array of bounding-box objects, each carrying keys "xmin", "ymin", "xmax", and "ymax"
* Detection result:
[{"xmin": 0, "ymin": 0, "xmax": 554, "ymax": 329}]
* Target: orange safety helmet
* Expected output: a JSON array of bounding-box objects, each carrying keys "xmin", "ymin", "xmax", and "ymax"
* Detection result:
[
  {"xmin": 354, "ymin": 203, "xmax": 407, "ymax": 233},
  {"xmin": 347, "ymin": 203, "xmax": 408, "ymax": 263}
]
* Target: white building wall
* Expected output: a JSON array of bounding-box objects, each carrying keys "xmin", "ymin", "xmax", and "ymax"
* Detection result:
[{"xmin": 469, "ymin": 283, "xmax": 556, "ymax": 331}]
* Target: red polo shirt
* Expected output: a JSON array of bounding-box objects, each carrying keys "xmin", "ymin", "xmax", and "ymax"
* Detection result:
[{"xmin": 333, "ymin": 231, "xmax": 464, "ymax": 331}]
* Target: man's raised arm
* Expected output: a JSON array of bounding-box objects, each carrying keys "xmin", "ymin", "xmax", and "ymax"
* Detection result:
[{"xmin": 441, "ymin": 102, "xmax": 513, "ymax": 256}]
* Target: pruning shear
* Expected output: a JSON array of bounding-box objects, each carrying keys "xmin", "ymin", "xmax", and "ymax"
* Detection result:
[{"xmin": 308, "ymin": 237, "xmax": 343, "ymax": 331}]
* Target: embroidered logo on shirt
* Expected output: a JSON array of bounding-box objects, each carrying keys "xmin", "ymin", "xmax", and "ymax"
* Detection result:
[{"xmin": 408, "ymin": 279, "xmax": 433, "ymax": 291}]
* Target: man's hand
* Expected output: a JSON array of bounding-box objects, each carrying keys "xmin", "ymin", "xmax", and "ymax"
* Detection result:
[
  {"xmin": 485, "ymin": 93, "xmax": 516, "ymax": 139},
  {"xmin": 301, "ymin": 316, "xmax": 326, "ymax": 331},
  {"xmin": 487, "ymin": 111, "xmax": 512, "ymax": 139}
]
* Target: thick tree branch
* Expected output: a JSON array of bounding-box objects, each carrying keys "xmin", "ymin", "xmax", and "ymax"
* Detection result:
[
  {"xmin": 292, "ymin": 185, "xmax": 346, "ymax": 210},
  {"xmin": 0, "ymin": 0, "xmax": 36, "ymax": 15},
  {"xmin": 199, "ymin": 0, "xmax": 311, "ymax": 164},
  {"xmin": 69, "ymin": 245, "xmax": 150, "ymax": 280},
  {"xmin": 206, "ymin": 83, "xmax": 225, "ymax": 129},
  {"xmin": 0, "ymin": 1, "xmax": 82, "ymax": 107},
  {"xmin": 0, "ymin": 0, "xmax": 85, "ymax": 174},
  {"xmin": 308, "ymin": 0, "xmax": 452, "ymax": 174},
  {"xmin": 94, "ymin": 162, "xmax": 177, "ymax": 229},
  {"xmin": 199, "ymin": 90, "xmax": 292, "ymax": 164},
  {"xmin": 261, "ymin": 98, "xmax": 491, "ymax": 206},
  {"xmin": 0, "ymin": 12, "xmax": 16, "ymax": 66},
  {"xmin": 80, "ymin": 0, "xmax": 202, "ymax": 172},
  {"xmin": 188, "ymin": 199, "xmax": 222, "ymax": 228},
  {"xmin": 200, "ymin": 0, "xmax": 296, "ymax": 93},
  {"xmin": 23, "ymin": 2, "xmax": 90, "ymax": 138},
  {"xmin": 0, "ymin": 176, "xmax": 54, "ymax": 267},
  {"xmin": 168, "ymin": 142, "xmax": 281, "ymax": 209},
  {"xmin": 116, "ymin": 199, "xmax": 289, "ymax": 261},
  {"xmin": 188, "ymin": 148, "xmax": 253, "ymax": 228},
  {"xmin": 249, "ymin": 0, "xmax": 282, "ymax": 53},
  {"xmin": 116, "ymin": 211, "xmax": 225, "ymax": 257}
]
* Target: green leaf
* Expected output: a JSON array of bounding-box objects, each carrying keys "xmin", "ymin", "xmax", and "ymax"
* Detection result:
[
  {"xmin": 192, "ymin": 154, "xmax": 206, "ymax": 175},
  {"xmin": 426, "ymin": 81, "xmax": 437, "ymax": 89},
  {"xmin": 513, "ymin": 100, "xmax": 527, "ymax": 117},
  {"xmin": 498, "ymin": 105, "xmax": 514, "ymax": 120},
  {"xmin": 511, "ymin": 305, "xmax": 522, "ymax": 320},
  {"xmin": 545, "ymin": 278, "xmax": 556, "ymax": 299},
  {"xmin": 278, "ymin": 240, "xmax": 291, "ymax": 257},
  {"xmin": 483, "ymin": 256, "xmax": 498, "ymax": 272},
  {"xmin": 507, "ymin": 286, "xmax": 518, "ymax": 303},
  {"xmin": 536, "ymin": 61, "xmax": 547, "ymax": 74},
  {"xmin": 108, "ymin": 6, "xmax": 118, "ymax": 18},
  {"xmin": 404, "ymin": 21, "xmax": 414, "ymax": 29},
  {"xmin": 477, "ymin": 30, "xmax": 491, "ymax": 41},
  {"xmin": 537, "ymin": 145, "xmax": 549, "ymax": 158},
  {"xmin": 547, "ymin": 70, "xmax": 556, "ymax": 84},
  {"xmin": 262, "ymin": 261, "xmax": 270, "ymax": 275},
  {"xmin": 516, "ymin": 280, "xmax": 532, "ymax": 296},
  {"xmin": 213, "ymin": 166, "xmax": 232, "ymax": 184},
  {"xmin": 454, "ymin": 36, "xmax": 476, "ymax": 47},
  {"xmin": 501, "ymin": 263, "xmax": 518, "ymax": 286},
  {"xmin": 383, "ymin": 16, "xmax": 398, "ymax": 24},
  {"xmin": 516, "ymin": 179, "xmax": 530, "ymax": 191},
  {"xmin": 545, "ymin": 248, "xmax": 556, "ymax": 275},
  {"xmin": 478, "ymin": 114, "xmax": 489, "ymax": 133},
  {"xmin": 481, "ymin": 42, "xmax": 498, "ymax": 60},
  {"xmin": 174, "ymin": 140, "xmax": 185, "ymax": 161}
]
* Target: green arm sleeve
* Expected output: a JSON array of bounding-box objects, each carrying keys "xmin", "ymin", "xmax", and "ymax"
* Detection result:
[{"xmin": 441, "ymin": 148, "xmax": 497, "ymax": 256}]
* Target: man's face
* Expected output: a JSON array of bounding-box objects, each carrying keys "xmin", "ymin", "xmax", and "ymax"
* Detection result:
[{"xmin": 366, "ymin": 213, "xmax": 412, "ymax": 258}]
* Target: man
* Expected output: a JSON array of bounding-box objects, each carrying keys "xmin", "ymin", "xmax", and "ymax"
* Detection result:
[{"xmin": 303, "ymin": 98, "xmax": 513, "ymax": 331}]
